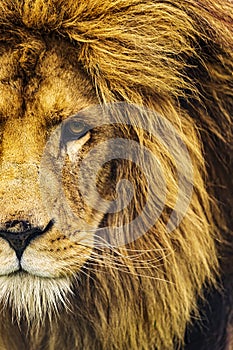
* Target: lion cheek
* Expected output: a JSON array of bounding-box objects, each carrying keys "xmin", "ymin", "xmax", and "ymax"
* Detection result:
[{"xmin": 20, "ymin": 240, "xmax": 93, "ymax": 278}]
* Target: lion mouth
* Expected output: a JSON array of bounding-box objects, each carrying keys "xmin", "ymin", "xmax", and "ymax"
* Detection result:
[
  {"xmin": 8, "ymin": 269, "xmax": 60, "ymax": 280},
  {"xmin": 8, "ymin": 269, "xmax": 34, "ymax": 278},
  {"xmin": 2, "ymin": 261, "xmax": 53, "ymax": 279}
]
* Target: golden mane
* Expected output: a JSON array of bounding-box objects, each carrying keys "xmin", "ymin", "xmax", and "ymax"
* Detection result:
[{"xmin": 0, "ymin": 1, "xmax": 232, "ymax": 349}]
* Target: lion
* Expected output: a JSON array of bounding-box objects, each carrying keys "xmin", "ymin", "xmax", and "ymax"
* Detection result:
[{"xmin": 0, "ymin": 0, "xmax": 232, "ymax": 349}]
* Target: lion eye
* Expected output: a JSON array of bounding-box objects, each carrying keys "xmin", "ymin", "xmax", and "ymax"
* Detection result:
[
  {"xmin": 69, "ymin": 120, "xmax": 87, "ymax": 135},
  {"xmin": 61, "ymin": 119, "xmax": 89, "ymax": 144}
]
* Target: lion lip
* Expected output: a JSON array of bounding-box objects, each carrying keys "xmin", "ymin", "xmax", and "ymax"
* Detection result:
[
  {"xmin": 9, "ymin": 269, "xmax": 26, "ymax": 276},
  {"xmin": 8, "ymin": 269, "xmax": 51, "ymax": 279}
]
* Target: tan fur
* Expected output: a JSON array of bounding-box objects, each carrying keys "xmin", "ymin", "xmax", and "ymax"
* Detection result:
[{"xmin": 0, "ymin": 1, "xmax": 232, "ymax": 349}]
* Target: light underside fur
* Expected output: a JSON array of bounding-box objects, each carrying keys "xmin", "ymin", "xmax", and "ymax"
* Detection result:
[
  {"xmin": 0, "ymin": 1, "xmax": 232, "ymax": 350},
  {"xmin": 0, "ymin": 273, "xmax": 72, "ymax": 323}
]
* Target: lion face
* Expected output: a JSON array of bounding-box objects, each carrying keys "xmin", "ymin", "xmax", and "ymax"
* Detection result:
[{"xmin": 0, "ymin": 39, "xmax": 112, "ymax": 316}]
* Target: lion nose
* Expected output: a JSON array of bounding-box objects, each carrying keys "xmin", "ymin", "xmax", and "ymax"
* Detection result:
[{"xmin": 0, "ymin": 220, "xmax": 53, "ymax": 259}]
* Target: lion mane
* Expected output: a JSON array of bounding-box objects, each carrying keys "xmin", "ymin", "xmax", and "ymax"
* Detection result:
[{"xmin": 0, "ymin": 1, "xmax": 232, "ymax": 349}]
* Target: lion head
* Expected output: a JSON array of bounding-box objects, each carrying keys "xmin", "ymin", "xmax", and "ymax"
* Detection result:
[{"xmin": 0, "ymin": 1, "xmax": 232, "ymax": 349}]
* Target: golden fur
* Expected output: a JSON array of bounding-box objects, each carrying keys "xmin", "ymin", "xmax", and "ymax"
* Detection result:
[{"xmin": 0, "ymin": 0, "xmax": 232, "ymax": 349}]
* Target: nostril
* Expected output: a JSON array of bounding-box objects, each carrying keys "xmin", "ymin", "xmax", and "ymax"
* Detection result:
[
  {"xmin": 5, "ymin": 220, "xmax": 32, "ymax": 232},
  {"xmin": 0, "ymin": 220, "xmax": 54, "ymax": 260}
]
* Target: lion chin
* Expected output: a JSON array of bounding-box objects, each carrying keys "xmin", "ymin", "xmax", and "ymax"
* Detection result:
[{"xmin": 0, "ymin": 272, "xmax": 72, "ymax": 323}]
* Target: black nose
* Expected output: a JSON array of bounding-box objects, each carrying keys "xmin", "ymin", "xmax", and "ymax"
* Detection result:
[{"xmin": 0, "ymin": 220, "xmax": 53, "ymax": 260}]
